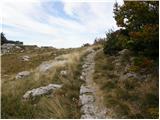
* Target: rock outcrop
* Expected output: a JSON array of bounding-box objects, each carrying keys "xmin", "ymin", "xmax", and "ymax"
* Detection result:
[
  {"xmin": 21, "ymin": 55, "xmax": 30, "ymax": 61},
  {"xmin": 38, "ymin": 62, "xmax": 54, "ymax": 72},
  {"xmin": 112, "ymin": 49, "xmax": 146, "ymax": 81},
  {"xmin": 1, "ymin": 43, "xmax": 15, "ymax": 54},
  {"xmin": 23, "ymin": 84, "xmax": 62, "ymax": 99}
]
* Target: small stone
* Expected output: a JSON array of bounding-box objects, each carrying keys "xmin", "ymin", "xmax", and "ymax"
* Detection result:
[
  {"xmin": 82, "ymin": 64, "xmax": 88, "ymax": 68},
  {"xmin": 81, "ymin": 103, "xmax": 96, "ymax": 114},
  {"xmin": 126, "ymin": 73, "xmax": 137, "ymax": 78},
  {"xmin": 115, "ymin": 62, "xmax": 121, "ymax": 66},
  {"xmin": 20, "ymin": 50, "xmax": 24, "ymax": 53},
  {"xmin": 22, "ymin": 55, "xmax": 30, "ymax": 61},
  {"xmin": 82, "ymin": 72, "xmax": 86, "ymax": 77},
  {"xmin": 60, "ymin": 70, "xmax": 67, "ymax": 76},
  {"xmin": 80, "ymin": 85, "xmax": 94, "ymax": 94},
  {"xmin": 80, "ymin": 75, "xmax": 84, "ymax": 81},
  {"xmin": 79, "ymin": 94, "xmax": 94, "ymax": 105},
  {"xmin": 16, "ymin": 71, "xmax": 30, "ymax": 79},
  {"xmin": 121, "ymin": 72, "xmax": 140, "ymax": 80},
  {"xmin": 15, "ymin": 46, "xmax": 21, "ymax": 49},
  {"xmin": 81, "ymin": 114, "xmax": 95, "ymax": 119}
]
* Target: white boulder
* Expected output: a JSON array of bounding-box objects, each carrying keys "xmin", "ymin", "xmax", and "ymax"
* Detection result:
[{"xmin": 23, "ymin": 84, "xmax": 62, "ymax": 99}]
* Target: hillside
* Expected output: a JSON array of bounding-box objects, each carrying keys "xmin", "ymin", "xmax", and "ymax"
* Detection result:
[
  {"xmin": 94, "ymin": 49, "xmax": 158, "ymax": 118},
  {"xmin": 1, "ymin": 42, "xmax": 158, "ymax": 118},
  {"xmin": 1, "ymin": 43, "xmax": 102, "ymax": 118},
  {"xmin": 1, "ymin": 1, "xmax": 158, "ymax": 119}
]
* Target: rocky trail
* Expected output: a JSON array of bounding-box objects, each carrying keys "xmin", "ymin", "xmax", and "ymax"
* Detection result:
[{"xmin": 79, "ymin": 49, "xmax": 108, "ymax": 119}]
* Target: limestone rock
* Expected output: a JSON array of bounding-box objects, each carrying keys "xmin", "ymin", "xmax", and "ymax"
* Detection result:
[
  {"xmin": 81, "ymin": 103, "xmax": 96, "ymax": 114},
  {"xmin": 20, "ymin": 50, "xmax": 24, "ymax": 53},
  {"xmin": 79, "ymin": 94, "xmax": 95, "ymax": 105},
  {"xmin": 82, "ymin": 72, "xmax": 86, "ymax": 77},
  {"xmin": 81, "ymin": 104, "xmax": 107, "ymax": 119},
  {"xmin": 1, "ymin": 43, "xmax": 15, "ymax": 54},
  {"xmin": 120, "ymin": 72, "xmax": 140, "ymax": 80},
  {"xmin": 16, "ymin": 71, "xmax": 30, "ymax": 79},
  {"xmin": 115, "ymin": 62, "xmax": 121, "ymax": 67},
  {"xmin": 39, "ymin": 63, "xmax": 54, "ymax": 72},
  {"xmin": 80, "ymin": 75, "xmax": 84, "ymax": 81},
  {"xmin": 15, "ymin": 46, "xmax": 21, "ymax": 49},
  {"xmin": 126, "ymin": 73, "xmax": 137, "ymax": 78},
  {"xmin": 22, "ymin": 55, "xmax": 30, "ymax": 61},
  {"xmin": 80, "ymin": 85, "xmax": 94, "ymax": 94},
  {"xmin": 82, "ymin": 64, "xmax": 88, "ymax": 69},
  {"xmin": 60, "ymin": 70, "xmax": 67, "ymax": 76},
  {"xmin": 81, "ymin": 114, "xmax": 95, "ymax": 119},
  {"xmin": 23, "ymin": 84, "xmax": 62, "ymax": 99}
]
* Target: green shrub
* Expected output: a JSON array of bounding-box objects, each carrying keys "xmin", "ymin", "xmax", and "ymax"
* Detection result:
[
  {"xmin": 142, "ymin": 93, "xmax": 159, "ymax": 107},
  {"xmin": 129, "ymin": 24, "xmax": 159, "ymax": 58},
  {"xmin": 103, "ymin": 29, "xmax": 130, "ymax": 55},
  {"xmin": 103, "ymin": 30, "xmax": 121, "ymax": 55}
]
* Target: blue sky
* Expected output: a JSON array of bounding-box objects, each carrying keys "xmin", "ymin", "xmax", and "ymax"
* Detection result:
[{"xmin": 1, "ymin": 0, "xmax": 123, "ymax": 48}]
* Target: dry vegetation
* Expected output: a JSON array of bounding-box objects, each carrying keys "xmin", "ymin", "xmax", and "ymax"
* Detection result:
[
  {"xmin": 1, "ymin": 47, "xmax": 75, "ymax": 75},
  {"xmin": 93, "ymin": 50, "xmax": 159, "ymax": 118},
  {"xmin": 1, "ymin": 44, "xmax": 158, "ymax": 118},
  {"xmin": 1, "ymin": 46, "xmax": 94, "ymax": 118}
]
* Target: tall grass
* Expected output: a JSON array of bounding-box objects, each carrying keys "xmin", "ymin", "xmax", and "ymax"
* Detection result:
[
  {"xmin": 93, "ymin": 50, "xmax": 159, "ymax": 118},
  {"xmin": 1, "ymin": 46, "xmax": 93, "ymax": 118}
]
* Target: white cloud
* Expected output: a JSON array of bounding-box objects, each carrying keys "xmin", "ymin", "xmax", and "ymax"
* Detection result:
[
  {"xmin": 62, "ymin": 2, "xmax": 118, "ymax": 32},
  {"xmin": 1, "ymin": 0, "xmax": 122, "ymax": 48}
]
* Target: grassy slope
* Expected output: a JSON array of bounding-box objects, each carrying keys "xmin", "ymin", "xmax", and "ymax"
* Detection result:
[
  {"xmin": 1, "ymin": 46, "xmax": 89, "ymax": 118},
  {"xmin": 94, "ymin": 50, "xmax": 159, "ymax": 118},
  {"xmin": 1, "ymin": 47, "xmax": 74, "ymax": 75},
  {"xmin": 2, "ymin": 44, "xmax": 158, "ymax": 118}
]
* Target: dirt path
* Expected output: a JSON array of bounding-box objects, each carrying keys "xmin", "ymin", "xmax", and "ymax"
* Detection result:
[{"xmin": 79, "ymin": 49, "xmax": 108, "ymax": 119}]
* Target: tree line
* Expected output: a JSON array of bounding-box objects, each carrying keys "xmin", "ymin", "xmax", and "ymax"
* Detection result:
[{"xmin": 103, "ymin": 1, "xmax": 159, "ymax": 59}]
